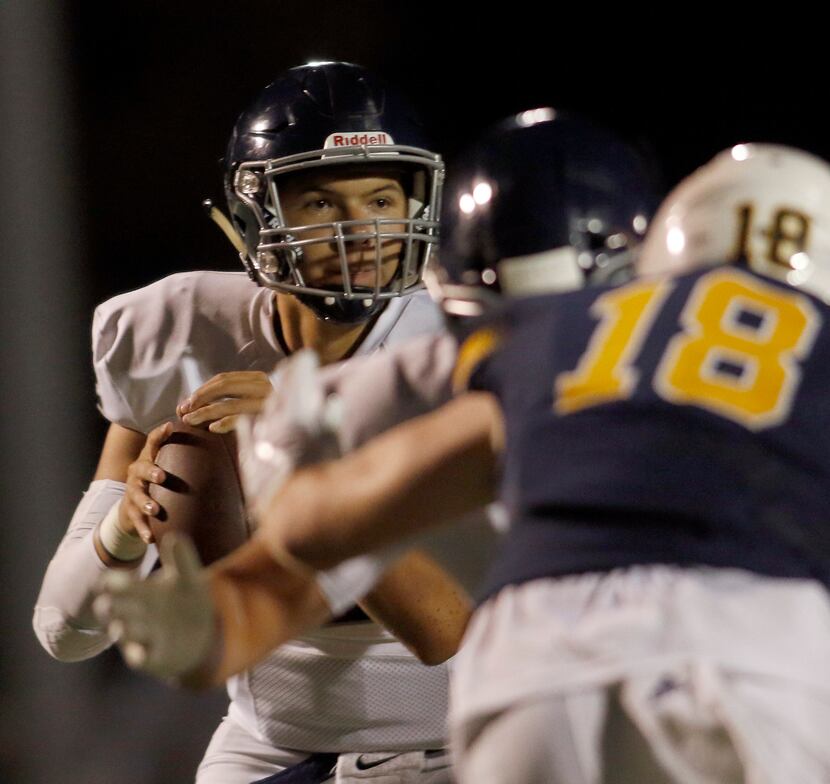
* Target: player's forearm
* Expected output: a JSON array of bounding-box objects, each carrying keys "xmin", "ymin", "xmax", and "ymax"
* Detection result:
[
  {"xmin": 199, "ymin": 538, "xmax": 331, "ymax": 686},
  {"xmin": 35, "ymin": 538, "xmax": 114, "ymax": 661},
  {"xmin": 360, "ymin": 549, "xmax": 473, "ymax": 665},
  {"xmin": 33, "ymin": 480, "xmax": 140, "ymax": 660},
  {"xmin": 260, "ymin": 393, "xmax": 500, "ymax": 571}
]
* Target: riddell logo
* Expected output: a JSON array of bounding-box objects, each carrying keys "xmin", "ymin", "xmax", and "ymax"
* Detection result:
[{"xmin": 324, "ymin": 132, "xmax": 394, "ymax": 149}]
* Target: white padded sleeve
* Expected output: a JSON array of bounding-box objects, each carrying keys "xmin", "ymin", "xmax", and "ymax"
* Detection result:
[
  {"xmin": 92, "ymin": 271, "xmax": 282, "ymax": 433},
  {"xmin": 33, "ymin": 479, "xmax": 157, "ymax": 661}
]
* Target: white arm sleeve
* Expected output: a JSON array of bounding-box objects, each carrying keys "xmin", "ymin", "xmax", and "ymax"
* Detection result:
[{"xmin": 33, "ymin": 479, "xmax": 157, "ymax": 661}]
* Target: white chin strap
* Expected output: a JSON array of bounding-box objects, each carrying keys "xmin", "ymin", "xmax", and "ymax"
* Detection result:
[{"xmin": 204, "ymin": 199, "xmax": 246, "ymax": 254}]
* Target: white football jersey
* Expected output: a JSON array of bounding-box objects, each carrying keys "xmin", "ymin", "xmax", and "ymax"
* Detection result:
[
  {"xmin": 93, "ymin": 271, "xmax": 443, "ymax": 432},
  {"xmin": 93, "ymin": 271, "xmax": 451, "ymax": 751}
]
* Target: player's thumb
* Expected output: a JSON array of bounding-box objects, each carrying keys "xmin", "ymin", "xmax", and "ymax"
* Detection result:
[{"xmin": 161, "ymin": 533, "xmax": 204, "ymax": 583}]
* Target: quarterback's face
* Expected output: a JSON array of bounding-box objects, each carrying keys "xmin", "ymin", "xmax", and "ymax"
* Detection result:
[{"xmin": 278, "ymin": 168, "xmax": 407, "ymax": 290}]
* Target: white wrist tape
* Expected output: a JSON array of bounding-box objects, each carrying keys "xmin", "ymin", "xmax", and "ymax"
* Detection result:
[{"xmin": 97, "ymin": 499, "xmax": 147, "ymax": 562}]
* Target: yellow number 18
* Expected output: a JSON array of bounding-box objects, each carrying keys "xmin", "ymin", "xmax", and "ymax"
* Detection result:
[{"xmin": 554, "ymin": 268, "xmax": 821, "ymax": 430}]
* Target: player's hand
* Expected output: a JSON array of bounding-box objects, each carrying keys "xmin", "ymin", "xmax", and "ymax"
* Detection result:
[
  {"xmin": 177, "ymin": 371, "xmax": 273, "ymax": 433},
  {"xmin": 235, "ymin": 351, "xmax": 342, "ymax": 520},
  {"xmin": 93, "ymin": 533, "xmax": 216, "ymax": 682},
  {"xmin": 121, "ymin": 421, "xmax": 172, "ymax": 543}
]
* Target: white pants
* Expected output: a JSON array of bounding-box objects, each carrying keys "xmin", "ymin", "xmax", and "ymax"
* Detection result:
[
  {"xmin": 196, "ymin": 716, "xmax": 453, "ymax": 784},
  {"xmin": 196, "ymin": 717, "xmax": 308, "ymax": 783},
  {"xmin": 451, "ymin": 566, "xmax": 830, "ymax": 784}
]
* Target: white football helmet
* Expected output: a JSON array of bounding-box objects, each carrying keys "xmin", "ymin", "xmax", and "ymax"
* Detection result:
[{"xmin": 639, "ymin": 144, "xmax": 830, "ymax": 301}]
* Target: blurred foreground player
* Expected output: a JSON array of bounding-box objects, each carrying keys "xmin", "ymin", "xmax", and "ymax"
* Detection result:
[
  {"xmin": 252, "ymin": 142, "xmax": 830, "ymax": 783},
  {"xmin": 34, "ymin": 62, "xmax": 473, "ymax": 783},
  {"xmin": 98, "ymin": 111, "xmax": 676, "ymax": 781}
]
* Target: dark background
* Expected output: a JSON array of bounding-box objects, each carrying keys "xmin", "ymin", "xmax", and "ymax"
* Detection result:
[
  {"xmin": 75, "ymin": 6, "xmax": 830, "ymax": 439},
  {"xmin": 1, "ymin": 3, "xmax": 825, "ymax": 781}
]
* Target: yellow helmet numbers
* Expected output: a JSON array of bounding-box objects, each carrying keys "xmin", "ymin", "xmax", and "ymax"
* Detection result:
[{"xmin": 732, "ymin": 204, "xmax": 812, "ymax": 268}]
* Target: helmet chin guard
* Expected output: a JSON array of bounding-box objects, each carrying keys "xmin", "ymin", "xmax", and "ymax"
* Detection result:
[
  {"xmin": 221, "ymin": 62, "xmax": 444, "ymax": 323},
  {"xmin": 295, "ymin": 290, "xmax": 385, "ymax": 324}
]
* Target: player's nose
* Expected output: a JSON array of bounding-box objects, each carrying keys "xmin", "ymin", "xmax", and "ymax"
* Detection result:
[{"xmin": 345, "ymin": 213, "xmax": 377, "ymax": 246}]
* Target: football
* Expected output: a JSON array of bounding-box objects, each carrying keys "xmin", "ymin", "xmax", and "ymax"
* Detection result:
[{"xmin": 148, "ymin": 422, "xmax": 251, "ymax": 566}]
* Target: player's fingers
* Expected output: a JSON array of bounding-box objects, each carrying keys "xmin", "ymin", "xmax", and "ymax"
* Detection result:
[
  {"xmin": 98, "ymin": 568, "xmax": 134, "ymax": 594},
  {"xmin": 144, "ymin": 421, "xmax": 173, "ymax": 458},
  {"xmin": 208, "ymin": 415, "xmax": 238, "ymax": 433},
  {"xmin": 124, "ymin": 503, "xmax": 154, "ymax": 543},
  {"xmin": 181, "ymin": 400, "xmax": 234, "ymax": 425},
  {"xmin": 182, "ymin": 397, "xmax": 264, "ymax": 426},
  {"xmin": 122, "ymin": 640, "xmax": 149, "ymax": 669},
  {"xmin": 107, "ymin": 618, "xmax": 126, "ymax": 644},
  {"xmin": 94, "ymin": 574, "xmax": 146, "ymax": 632},
  {"xmin": 93, "ymin": 579, "xmax": 124, "ymax": 627},
  {"xmin": 161, "ymin": 533, "xmax": 203, "ymax": 583},
  {"xmin": 127, "ymin": 458, "xmax": 165, "ymax": 486},
  {"xmin": 177, "ymin": 374, "xmax": 236, "ymax": 415},
  {"xmin": 101, "ymin": 584, "xmax": 155, "ymax": 623},
  {"xmin": 133, "ymin": 517, "xmax": 154, "ymax": 544},
  {"xmin": 203, "ymin": 374, "xmax": 271, "ymax": 399},
  {"xmin": 179, "ymin": 372, "xmax": 271, "ymax": 414},
  {"xmin": 125, "ymin": 479, "xmax": 159, "ymax": 518},
  {"xmin": 115, "ymin": 612, "xmax": 151, "ymax": 643},
  {"xmin": 114, "ymin": 615, "xmax": 153, "ymax": 664},
  {"xmin": 94, "ymin": 598, "xmax": 123, "ymax": 641},
  {"xmin": 182, "ymin": 373, "xmax": 231, "ymax": 406},
  {"xmin": 92, "ymin": 592, "xmax": 113, "ymax": 624}
]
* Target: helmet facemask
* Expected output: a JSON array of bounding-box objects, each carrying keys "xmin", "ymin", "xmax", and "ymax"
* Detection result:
[
  {"xmin": 568, "ymin": 212, "xmax": 651, "ymax": 287},
  {"xmin": 229, "ymin": 144, "xmax": 443, "ymax": 323}
]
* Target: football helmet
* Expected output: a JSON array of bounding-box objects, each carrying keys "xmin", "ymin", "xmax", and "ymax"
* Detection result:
[
  {"xmin": 638, "ymin": 144, "xmax": 830, "ymax": 301},
  {"xmin": 221, "ymin": 61, "xmax": 444, "ymax": 323},
  {"xmin": 429, "ymin": 108, "xmax": 656, "ymax": 320}
]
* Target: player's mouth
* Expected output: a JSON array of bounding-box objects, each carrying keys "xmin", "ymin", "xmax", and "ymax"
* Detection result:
[
  {"xmin": 316, "ymin": 266, "xmax": 389, "ymax": 288},
  {"xmin": 311, "ymin": 249, "xmax": 400, "ymax": 287}
]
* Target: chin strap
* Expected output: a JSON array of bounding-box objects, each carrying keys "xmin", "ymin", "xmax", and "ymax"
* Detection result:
[{"xmin": 202, "ymin": 199, "xmax": 246, "ymax": 254}]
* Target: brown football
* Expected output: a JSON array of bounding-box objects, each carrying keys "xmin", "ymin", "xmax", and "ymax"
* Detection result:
[{"xmin": 148, "ymin": 422, "xmax": 251, "ymax": 566}]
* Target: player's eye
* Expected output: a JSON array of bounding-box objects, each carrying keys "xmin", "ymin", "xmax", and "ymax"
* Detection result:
[
  {"xmin": 305, "ymin": 198, "xmax": 333, "ymax": 211},
  {"xmin": 372, "ymin": 195, "xmax": 401, "ymax": 211}
]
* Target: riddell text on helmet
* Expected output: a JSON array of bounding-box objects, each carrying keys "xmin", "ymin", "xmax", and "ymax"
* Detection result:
[{"xmin": 324, "ymin": 132, "xmax": 394, "ymax": 148}]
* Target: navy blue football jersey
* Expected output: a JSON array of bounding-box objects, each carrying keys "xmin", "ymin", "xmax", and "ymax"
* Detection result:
[{"xmin": 462, "ymin": 265, "xmax": 830, "ymax": 599}]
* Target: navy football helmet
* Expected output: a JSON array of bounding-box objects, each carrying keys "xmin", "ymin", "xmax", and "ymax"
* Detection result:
[
  {"xmin": 220, "ymin": 61, "xmax": 444, "ymax": 323},
  {"xmin": 429, "ymin": 109, "xmax": 657, "ymax": 321}
]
